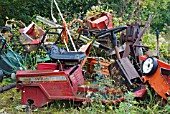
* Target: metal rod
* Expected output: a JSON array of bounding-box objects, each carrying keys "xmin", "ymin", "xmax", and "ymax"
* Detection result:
[
  {"xmin": 36, "ymin": 16, "xmax": 69, "ymax": 51},
  {"xmin": 36, "ymin": 16, "xmax": 61, "ymax": 27},
  {"xmin": 0, "ymin": 83, "xmax": 16, "ymax": 93},
  {"xmin": 133, "ymin": 15, "xmax": 152, "ymax": 46},
  {"xmin": 156, "ymin": 30, "xmax": 159, "ymax": 59},
  {"xmin": 53, "ymin": 0, "xmax": 77, "ymax": 52},
  {"xmin": 50, "ymin": 1, "xmax": 70, "ymax": 51},
  {"xmin": 51, "ymin": 1, "xmax": 57, "ymax": 23}
]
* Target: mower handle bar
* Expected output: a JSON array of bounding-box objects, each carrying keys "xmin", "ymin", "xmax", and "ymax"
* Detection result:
[
  {"xmin": 95, "ymin": 25, "xmax": 127, "ymax": 38},
  {"xmin": 41, "ymin": 26, "xmax": 64, "ymax": 44},
  {"xmin": 95, "ymin": 25, "xmax": 127, "ymax": 60}
]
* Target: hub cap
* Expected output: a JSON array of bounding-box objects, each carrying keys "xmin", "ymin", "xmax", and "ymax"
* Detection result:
[{"xmin": 142, "ymin": 58, "xmax": 154, "ymax": 74}]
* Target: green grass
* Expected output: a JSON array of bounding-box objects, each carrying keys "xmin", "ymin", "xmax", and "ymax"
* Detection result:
[{"xmin": 0, "ymin": 79, "xmax": 170, "ymax": 114}]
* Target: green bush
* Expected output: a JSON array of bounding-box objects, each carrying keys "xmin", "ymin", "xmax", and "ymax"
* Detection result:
[{"xmin": 0, "ymin": 0, "xmax": 169, "ymax": 32}]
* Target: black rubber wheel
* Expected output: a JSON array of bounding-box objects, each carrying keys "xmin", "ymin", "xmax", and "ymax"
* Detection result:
[{"xmin": 142, "ymin": 57, "xmax": 158, "ymax": 76}]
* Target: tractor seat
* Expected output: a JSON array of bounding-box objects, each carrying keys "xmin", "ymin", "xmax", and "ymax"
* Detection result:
[{"xmin": 49, "ymin": 45, "xmax": 86, "ymax": 62}]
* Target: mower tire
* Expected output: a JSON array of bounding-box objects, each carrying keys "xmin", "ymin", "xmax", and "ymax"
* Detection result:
[{"xmin": 142, "ymin": 57, "xmax": 158, "ymax": 76}]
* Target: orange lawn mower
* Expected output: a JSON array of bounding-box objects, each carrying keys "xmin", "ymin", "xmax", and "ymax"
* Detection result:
[{"xmin": 140, "ymin": 55, "xmax": 170, "ymax": 101}]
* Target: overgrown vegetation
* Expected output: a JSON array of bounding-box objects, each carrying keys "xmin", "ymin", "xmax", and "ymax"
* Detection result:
[
  {"xmin": 1, "ymin": 59, "xmax": 170, "ymax": 114},
  {"xmin": 0, "ymin": 0, "xmax": 170, "ymax": 31}
]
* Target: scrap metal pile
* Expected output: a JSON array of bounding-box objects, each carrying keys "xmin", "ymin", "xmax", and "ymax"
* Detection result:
[{"xmin": 0, "ymin": 0, "xmax": 170, "ymax": 108}]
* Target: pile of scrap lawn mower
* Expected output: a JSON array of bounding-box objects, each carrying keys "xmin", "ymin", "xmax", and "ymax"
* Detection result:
[{"xmin": 1, "ymin": 4, "xmax": 170, "ymax": 109}]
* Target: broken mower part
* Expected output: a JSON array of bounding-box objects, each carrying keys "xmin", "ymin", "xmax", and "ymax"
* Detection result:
[
  {"xmin": 0, "ymin": 35, "xmax": 25, "ymax": 77},
  {"xmin": 109, "ymin": 57, "xmax": 143, "ymax": 86},
  {"xmin": 16, "ymin": 63, "xmax": 146, "ymax": 108},
  {"xmin": 95, "ymin": 25, "xmax": 127, "ymax": 60},
  {"xmin": 85, "ymin": 12, "xmax": 113, "ymax": 29},
  {"xmin": 156, "ymin": 30, "xmax": 160, "ymax": 59},
  {"xmin": 142, "ymin": 57, "xmax": 158, "ymax": 76},
  {"xmin": 49, "ymin": 45, "xmax": 86, "ymax": 62},
  {"xmin": 0, "ymin": 70, "xmax": 4, "ymax": 82},
  {"xmin": 19, "ymin": 23, "xmax": 64, "ymax": 53},
  {"xmin": 16, "ymin": 65, "xmax": 84, "ymax": 107},
  {"xmin": 86, "ymin": 56, "xmax": 143, "ymax": 87},
  {"xmin": 0, "ymin": 83, "xmax": 16, "ymax": 93},
  {"xmin": 140, "ymin": 55, "xmax": 170, "ymax": 100},
  {"xmin": 36, "ymin": 16, "xmax": 62, "ymax": 28},
  {"xmin": 86, "ymin": 57, "xmax": 110, "ymax": 76},
  {"xmin": 19, "ymin": 22, "xmax": 46, "ymax": 52}
]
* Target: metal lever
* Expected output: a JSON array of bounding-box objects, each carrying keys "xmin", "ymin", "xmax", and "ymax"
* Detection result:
[{"xmin": 156, "ymin": 30, "xmax": 159, "ymax": 59}]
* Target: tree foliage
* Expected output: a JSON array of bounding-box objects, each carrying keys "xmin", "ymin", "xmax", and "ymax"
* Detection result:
[{"xmin": 0, "ymin": 0, "xmax": 169, "ymax": 32}]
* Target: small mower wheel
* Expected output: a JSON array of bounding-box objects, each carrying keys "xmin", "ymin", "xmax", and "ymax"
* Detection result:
[
  {"xmin": 0, "ymin": 70, "xmax": 4, "ymax": 82},
  {"xmin": 142, "ymin": 57, "xmax": 158, "ymax": 76}
]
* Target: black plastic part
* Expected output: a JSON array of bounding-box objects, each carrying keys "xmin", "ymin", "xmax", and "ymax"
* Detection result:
[
  {"xmin": 98, "ymin": 44, "xmax": 112, "ymax": 51},
  {"xmin": 156, "ymin": 30, "xmax": 159, "ymax": 40},
  {"xmin": 69, "ymin": 65, "xmax": 79, "ymax": 75},
  {"xmin": 49, "ymin": 45, "xmax": 86, "ymax": 61},
  {"xmin": 0, "ymin": 70, "xmax": 3, "ymax": 82},
  {"xmin": 110, "ymin": 32, "xmax": 117, "ymax": 47},
  {"xmin": 27, "ymin": 99, "xmax": 34, "ymax": 105},
  {"xmin": 161, "ymin": 68, "xmax": 170, "ymax": 76},
  {"xmin": 95, "ymin": 26, "xmax": 127, "ymax": 48},
  {"xmin": 0, "ymin": 38, "xmax": 6, "ymax": 52},
  {"xmin": 95, "ymin": 26, "xmax": 127, "ymax": 38},
  {"xmin": 0, "ymin": 83, "xmax": 16, "ymax": 93},
  {"xmin": 142, "ymin": 57, "xmax": 158, "ymax": 76}
]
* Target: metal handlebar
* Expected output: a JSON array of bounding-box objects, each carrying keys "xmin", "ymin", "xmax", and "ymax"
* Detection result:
[{"xmin": 95, "ymin": 26, "xmax": 127, "ymax": 38}]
